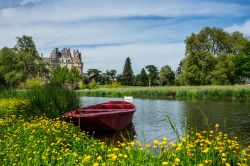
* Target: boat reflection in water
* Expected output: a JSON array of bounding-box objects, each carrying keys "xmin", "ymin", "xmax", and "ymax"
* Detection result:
[{"xmin": 87, "ymin": 123, "xmax": 136, "ymax": 144}]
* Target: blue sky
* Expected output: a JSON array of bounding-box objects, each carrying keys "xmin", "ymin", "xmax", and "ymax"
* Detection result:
[{"xmin": 0, "ymin": 0, "xmax": 250, "ymax": 73}]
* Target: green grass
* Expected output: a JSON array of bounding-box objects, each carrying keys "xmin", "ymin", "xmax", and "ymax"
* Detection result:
[
  {"xmin": 0, "ymin": 95, "xmax": 249, "ymax": 165},
  {"xmin": 76, "ymin": 85, "xmax": 250, "ymax": 100},
  {"xmin": 0, "ymin": 86, "xmax": 80, "ymax": 118},
  {"xmin": 0, "ymin": 113, "xmax": 249, "ymax": 165}
]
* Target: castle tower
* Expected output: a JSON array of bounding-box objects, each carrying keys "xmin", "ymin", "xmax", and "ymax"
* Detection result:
[
  {"xmin": 45, "ymin": 48, "xmax": 83, "ymax": 74},
  {"xmin": 73, "ymin": 49, "xmax": 83, "ymax": 73}
]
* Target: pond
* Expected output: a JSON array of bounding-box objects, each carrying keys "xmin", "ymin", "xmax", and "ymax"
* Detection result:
[{"xmin": 80, "ymin": 97, "xmax": 250, "ymax": 146}]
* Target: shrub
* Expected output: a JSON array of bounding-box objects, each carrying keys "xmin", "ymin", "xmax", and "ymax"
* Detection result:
[{"xmin": 19, "ymin": 76, "xmax": 43, "ymax": 89}]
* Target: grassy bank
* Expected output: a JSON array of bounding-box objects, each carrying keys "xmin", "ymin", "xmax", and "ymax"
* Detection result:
[
  {"xmin": 0, "ymin": 87, "xmax": 249, "ymax": 165},
  {"xmin": 76, "ymin": 85, "xmax": 250, "ymax": 100},
  {"xmin": 0, "ymin": 100, "xmax": 249, "ymax": 165}
]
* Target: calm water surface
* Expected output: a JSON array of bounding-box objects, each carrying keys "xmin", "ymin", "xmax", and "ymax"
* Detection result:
[{"xmin": 80, "ymin": 97, "xmax": 250, "ymax": 146}]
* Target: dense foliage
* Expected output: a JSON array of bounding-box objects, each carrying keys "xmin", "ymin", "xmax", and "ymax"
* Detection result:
[
  {"xmin": 177, "ymin": 27, "xmax": 250, "ymax": 85},
  {"xmin": 0, "ymin": 35, "xmax": 48, "ymax": 88},
  {"xmin": 51, "ymin": 66, "xmax": 82, "ymax": 89}
]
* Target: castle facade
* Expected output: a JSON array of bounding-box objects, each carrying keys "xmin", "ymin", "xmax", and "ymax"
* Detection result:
[{"xmin": 45, "ymin": 48, "xmax": 83, "ymax": 74}]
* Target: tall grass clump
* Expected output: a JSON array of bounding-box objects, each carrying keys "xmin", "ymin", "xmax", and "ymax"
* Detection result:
[{"xmin": 19, "ymin": 86, "xmax": 80, "ymax": 118}]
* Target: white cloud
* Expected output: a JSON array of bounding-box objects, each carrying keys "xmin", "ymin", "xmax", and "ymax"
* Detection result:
[
  {"xmin": 82, "ymin": 43, "xmax": 185, "ymax": 73},
  {"xmin": 20, "ymin": 0, "xmax": 43, "ymax": 6},
  {"xmin": 226, "ymin": 20, "xmax": 250, "ymax": 37}
]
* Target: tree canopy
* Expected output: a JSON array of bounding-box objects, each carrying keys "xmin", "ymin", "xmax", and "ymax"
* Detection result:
[
  {"xmin": 159, "ymin": 65, "xmax": 175, "ymax": 86},
  {"xmin": 145, "ymin": 65, "xmax": 158, "ymax": 86},
  {"xmin": 178, "ymin": 27, "xmax": 250, "ymax": 85}
]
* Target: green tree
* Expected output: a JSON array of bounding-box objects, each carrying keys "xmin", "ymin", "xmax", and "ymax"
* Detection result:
[
  {"xmin": 234, "ymin": 55, "xmax": 250, "ymax": 79},
  {"xmin": 122, "ymin": 57, "xmax": 133, "ymax": 85},
  {"xmin": 185, "ymin": 27, "xmax": 248, "ymax": 56},
  {"xmin": 50, "ymin": 66, "xmax": 69, "ymax": 88},
  {"xmin": 179, "ymin": 27, "xmax": 248, "ymax": 85},
  {"xmin": 136, "ymin": 68, "xmax": 148, "ymax": 86},
  {"xmin": 67, "ymin": 67, "xmax": 82, "ymax": 89},
  {"xmin": 0, "ymin": 47, "xmax": 24, "ymax": 87},
  {"xmin": 87, "ymin": 69, "xmax": 101, "ymax": 83},
  {"xmin": 15, "ymin": 35, "xmax": 47, "ymax": 79},
  {"xmin": 15, "ymin": 35, "xmax": 38, "ymax": 55},
  {"xmin": 145, "ymin": 65, "xmax": 158, "ymax": 86},
  {"xmin": 106, "ymin": 70, "xmax": 117, "ymax": 83},
  {"xmin": 242, "ymin": 41, "xmax": 250, "ymax": 55},
  {"xmin": 159, "ymin": 65, "xmax": 175, "ymax": 86},
  {"xmin": 211, "ymin": 54, "xmax": 238, "ymax": 85},
  {"xmin": 181, "ymin": 51, "xmax": 216, "ymax": 85}
]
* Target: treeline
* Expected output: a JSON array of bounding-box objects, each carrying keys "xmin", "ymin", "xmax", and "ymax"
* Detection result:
[
  {"xmin": 0, "ymin": 35, "xmax": 82, "ymax": 89},
  {"xmin": 84, "ymin": 57, "xmax": 175, "ymax": 87},
  {"xmin": 85, "ymin": 27, "xmax": 250, "ymax": 87},
  {"xmin": 1, "ymin": 27, "xmax": 250, "ymax": 89}
]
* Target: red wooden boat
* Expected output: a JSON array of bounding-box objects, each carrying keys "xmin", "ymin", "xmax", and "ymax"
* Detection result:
[{"xmin": 65, "ymin": 101, "xmax": 136, "ymax": 131}]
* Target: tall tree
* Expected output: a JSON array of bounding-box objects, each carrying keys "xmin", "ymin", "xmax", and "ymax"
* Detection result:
[
  {"xmin": 159, "ymin": 65, "xmax": 175, "ymax": 86},
  {"xmin": 211, "ymin": 54, "xmax": 238, "ymax": 85},
  {"xmin": 15, "ymin": 35, "xmax": 47, "ymax": 79},
  {"xmin": 15, "ymin": 35, "xmax": 38, "ymax": 56},
  {"xmin": 242, "ymin": 41, "xmax": 250, "ymax": 56},
  {"xmin": 87, "ymin": 69, "xmax": 101, "ymax": 83},
  {"xmin": 135, "ymin": 68, "xmax": 148, "ymax": 86},
  {"xmin": 234, "ymin": 55, "xmax": 250, "ymax": 79},
  {"xmin": 179, "ymin": 27, "xmax": 248, "ymax": 85},
  {"xmin": 0, "ymin": 47, "xmax": 24, "ymax": 87},
  {"xmin": 185, "ymin": 27, "xmax": 248, "ymax": 56},
  {"xmin": 176, "ymin": 60, "xmax": 184, "ymax": 77},
  {"xmin": 50, "ymin": 66, "xmax": 69, "ymax": 88},
  {"xmin": 145, "ymin": 65, "xmax": 158, "ymax": 86},
  {"xmin": 106, "ymin": 70, "xmax": 117, "ymax": 83},
  {"xmin": 122, "ymin": 57, "xmax": 133, "ymax": 85},
  {"xmin": 182, "ymin": 51, "xmax": 216, "ymax": 85},
  {"xmin": 67, "ymin": 67, "xmax": 82, "ymax": 89}
]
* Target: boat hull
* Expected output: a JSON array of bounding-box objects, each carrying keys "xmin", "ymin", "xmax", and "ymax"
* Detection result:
[{"xmin": 65, "ymin": 101, "xmax": 136, "ymax": 131}]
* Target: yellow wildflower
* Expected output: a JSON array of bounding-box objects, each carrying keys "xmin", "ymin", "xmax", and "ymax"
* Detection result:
[
  {"xmin": 162, "ymin": 161, "xmax": 168, "ymax": 165},
  {"xmin": 93, "ymin": 163, "xmax": 99, "ymax": 166},
  {"xmin": 153, "ymin": 139, "xmax": 159, "ymax": 145},
  {"xmin": 97, "ymin": 156, "xmax": 102, "ymax": 161},
  {"xmin": 175, "ymin": 158, "xmax": 180, "ymax": 163}
]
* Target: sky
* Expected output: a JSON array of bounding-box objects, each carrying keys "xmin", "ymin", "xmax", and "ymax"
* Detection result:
[{"xmin": 0, "ymin": 0, "xmax": 250, "ymax": 74}]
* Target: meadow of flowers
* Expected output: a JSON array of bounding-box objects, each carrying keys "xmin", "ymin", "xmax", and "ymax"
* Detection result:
[{"xmin": 0, "ymin": 88, "xmax": 249, "ymax": 165}]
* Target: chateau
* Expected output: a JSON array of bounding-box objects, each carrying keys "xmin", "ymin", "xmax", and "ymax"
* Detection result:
[{"xmin": 44, "ymin": 48, "xmax": 83, "ymax": 74}]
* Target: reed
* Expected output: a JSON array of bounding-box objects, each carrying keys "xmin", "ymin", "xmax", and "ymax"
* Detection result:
[
  {"xmin": 76, "ymin": 85, "xmax": 250, "ymax": 100},
  {"xmin": 0, "ymin": 86, "xmax": 80, "ymax": 118}
]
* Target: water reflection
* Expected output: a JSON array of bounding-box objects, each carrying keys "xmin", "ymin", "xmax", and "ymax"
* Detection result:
[
  {"xmin": 87, "ymin": 124, "xmax": 136, "ymax": 144},
  {"xmin": 80, "ymin": 97, "xmax": 250, "ymax": 146}
]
